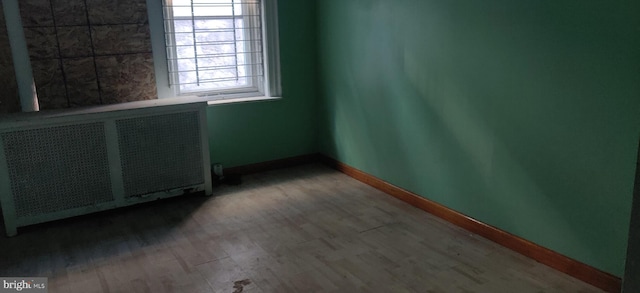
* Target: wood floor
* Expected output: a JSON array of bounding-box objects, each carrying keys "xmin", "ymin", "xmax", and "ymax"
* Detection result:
[{"xmin": 0, "ymin": 163, "xmax": 603, "ymax": 292}]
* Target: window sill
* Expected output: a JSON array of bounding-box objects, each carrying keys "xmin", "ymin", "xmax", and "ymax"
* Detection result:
[
  {"xmin": 155, "ymin": 95, "xmax": 282, "ymax": 106},
  {"xmin": 206, "ymin": 96, "xmax": 282, "ymax": 106}
]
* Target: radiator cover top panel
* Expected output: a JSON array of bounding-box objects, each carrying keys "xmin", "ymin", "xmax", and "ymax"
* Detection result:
[
  {"xmin": 2, "ymin": 123, "xmax": 114, "ymax": 218},
  {"xmin": 117, "ymin": 111, "xmax": 204, "ymax": 197}
]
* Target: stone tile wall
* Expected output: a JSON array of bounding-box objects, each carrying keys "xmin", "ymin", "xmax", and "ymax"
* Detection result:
[
  {"xmin": 19, "ymin": 0, "xmax": 157, "ymax": 110},
  {"xmin": 0, "ymin": 3, "xmax": 21, "ymax": 114}
]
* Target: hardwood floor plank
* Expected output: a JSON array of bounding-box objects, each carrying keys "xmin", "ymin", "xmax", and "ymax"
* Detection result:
[{"xmin": 0, "ymin": 163, "xmax": 604, "ymax": 292}]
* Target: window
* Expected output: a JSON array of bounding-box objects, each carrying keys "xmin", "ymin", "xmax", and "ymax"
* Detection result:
[{"xmin": 161, "ymin": 0, "xmax": 280, "ymax": 101}]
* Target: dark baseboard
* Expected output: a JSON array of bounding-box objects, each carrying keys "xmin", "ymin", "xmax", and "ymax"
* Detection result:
[
  {"xmin": 320, "ymin": 155, "xmax": 622, "ymax": 293},
  {"xmin": 224, "ymin": 153, "xmax": 321, "ymax": 175}
]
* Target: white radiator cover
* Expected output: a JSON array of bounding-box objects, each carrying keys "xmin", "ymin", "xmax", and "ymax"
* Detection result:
[{"xmin": 0, "ymin": 101, "xmax": 212, "ymax": 236}]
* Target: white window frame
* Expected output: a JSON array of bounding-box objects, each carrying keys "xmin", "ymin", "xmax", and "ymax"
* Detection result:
[{"xmin": 147, "ymin": 0, "xmax": 281, "ymax": 104}]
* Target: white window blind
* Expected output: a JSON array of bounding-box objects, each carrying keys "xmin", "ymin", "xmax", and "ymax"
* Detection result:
[{"xmin": 162, "ymin": 0, "xmax": 266, "ymax": 97}]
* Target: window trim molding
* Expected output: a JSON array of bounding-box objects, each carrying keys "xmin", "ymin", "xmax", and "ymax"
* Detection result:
[
  {"xmin": 146, "ymin": 0, "xmax": 281, "ymax": 103},
  {"xmin": 147, "ymin": 0, "xmax": 172, "ymax": 99},
  {"xmin": 261, "ymin": 0, "xmax": 281, "ymax": 97}
]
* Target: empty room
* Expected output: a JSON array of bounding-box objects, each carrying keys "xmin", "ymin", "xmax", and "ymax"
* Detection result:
[{"xmin": 0, "ymin": 0, "xmax": 638, "ymax": 292}]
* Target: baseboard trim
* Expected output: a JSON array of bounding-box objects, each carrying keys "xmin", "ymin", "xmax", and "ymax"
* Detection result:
[
  {"xmin": 320, "ymin": 155, "xmax": 622, "ymax": 293},
  {"xmin": 225, "ymin": 153, "xmax": 320, "ymax": 175}
]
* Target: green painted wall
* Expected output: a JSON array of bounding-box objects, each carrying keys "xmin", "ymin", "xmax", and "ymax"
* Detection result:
[
  {"xmin": 207, "ymin": 0, "xmax": 318, "ymax": 168},
  {"xmin": 317, "ymin": 0, "xmax": 640, "ymax": 276}
]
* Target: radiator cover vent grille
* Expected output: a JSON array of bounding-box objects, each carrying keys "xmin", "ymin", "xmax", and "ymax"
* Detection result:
[
  {"xmin": 0, "ymin": 102, "xmax": 212, "ymax": 236},
  {"xmin": 2, "ymin": 123, "xmax": 113, "ymax": 218},
  {"xmin": 117, "ymin": 111, "xmax": 204, "ymax": 197}
]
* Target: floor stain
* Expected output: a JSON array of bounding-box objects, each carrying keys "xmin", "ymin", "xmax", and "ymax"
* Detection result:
[{"xmin": 232, "ymin": 279, "xmax": 252, "ymax": 293}]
